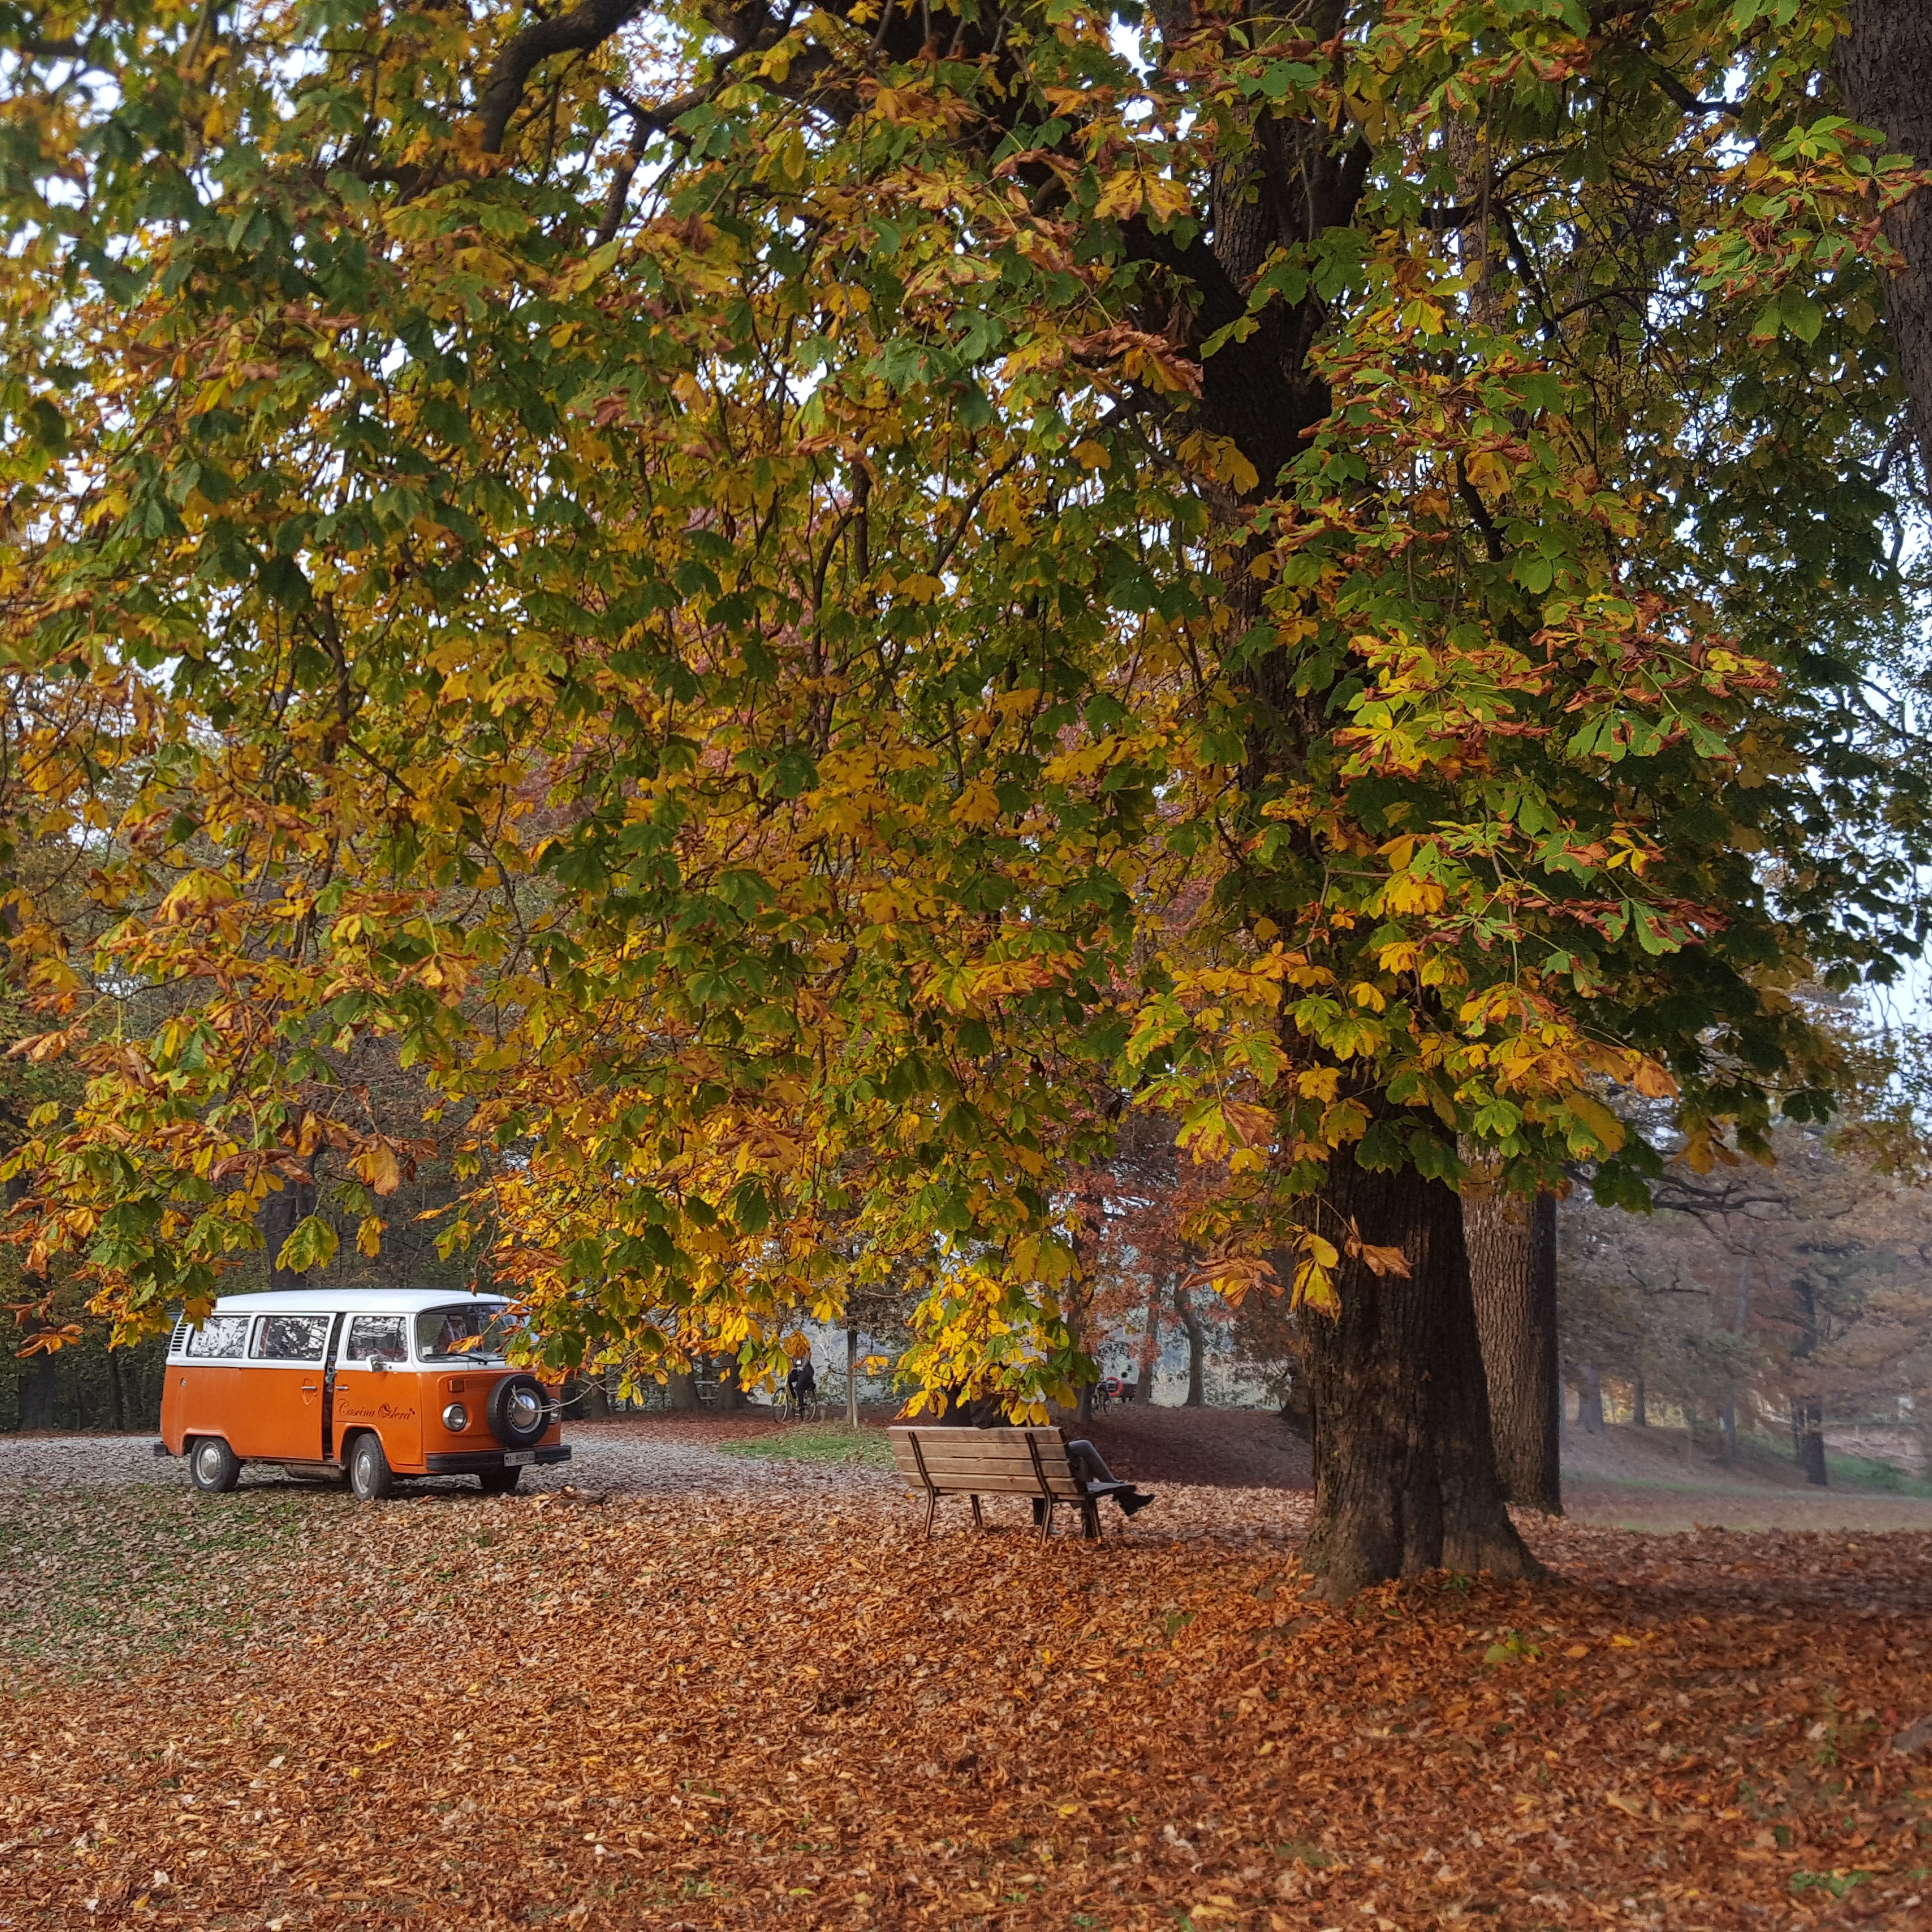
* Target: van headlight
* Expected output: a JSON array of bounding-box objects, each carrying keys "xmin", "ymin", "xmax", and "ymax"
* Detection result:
[{"xmin": 442, "ymin": 1402, "xmax": 468, "ymax": 1432}]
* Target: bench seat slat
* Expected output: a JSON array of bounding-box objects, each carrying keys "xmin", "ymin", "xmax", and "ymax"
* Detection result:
[{"xmin": 899, "ymin": 1474, "xmax": 1091, "ymax": 1497}]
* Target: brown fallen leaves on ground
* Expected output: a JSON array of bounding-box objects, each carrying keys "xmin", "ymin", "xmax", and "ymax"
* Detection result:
[{"xmin": 3, "ymin": 1482, "xmax": 1931, "ymax": 1931}]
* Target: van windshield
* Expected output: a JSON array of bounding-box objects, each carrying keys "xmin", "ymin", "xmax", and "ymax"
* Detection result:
[{"xmin": 415, "ymin": 1304, "xmax": 519, "ymax": 1362}]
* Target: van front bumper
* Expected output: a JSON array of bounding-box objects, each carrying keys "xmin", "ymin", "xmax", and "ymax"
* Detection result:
[{"xmin": 423, "ymin": 1446, "xmax": 572, "ymax": 1474}]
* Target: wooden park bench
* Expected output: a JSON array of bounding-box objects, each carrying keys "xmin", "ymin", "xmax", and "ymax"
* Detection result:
[{"xmin": 888, "ymin": 1426, "xmax": 1130, "ymax": 1541}]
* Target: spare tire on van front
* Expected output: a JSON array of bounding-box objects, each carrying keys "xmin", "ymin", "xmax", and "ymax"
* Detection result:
[{"xmin": 488, "ymin": 1373, "xmax": 549, "ymax": 1449}]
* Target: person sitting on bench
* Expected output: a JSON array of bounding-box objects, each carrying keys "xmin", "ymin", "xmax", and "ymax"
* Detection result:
[{"xmin": 939, "ymin": 1387, "xmax": 1157, "ymax": 1517}]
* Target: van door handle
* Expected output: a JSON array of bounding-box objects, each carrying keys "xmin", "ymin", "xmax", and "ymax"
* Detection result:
[{"xmin": 301, "ymin": 1384, "xmax": 319, "ymax": 1393}]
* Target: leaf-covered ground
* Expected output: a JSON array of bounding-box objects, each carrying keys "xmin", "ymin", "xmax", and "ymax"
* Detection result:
[{"xmin": 3, "ymin": 1479, "xmax": 1930, "ymax": 1931}]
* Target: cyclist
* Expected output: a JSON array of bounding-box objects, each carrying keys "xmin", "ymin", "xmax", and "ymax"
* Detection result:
[{"xmin": 785, "ymin": 1355, "xmax": 817, "ymax": 1415}]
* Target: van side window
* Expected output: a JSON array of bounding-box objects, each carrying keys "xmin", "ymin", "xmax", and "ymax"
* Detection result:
[
  {"xmin": 343, "ymin": 1315, "xmax": 408, "ymax": 1363},
  {"xmin": 252, "ymin": 1314, "xmax": 331, "ymax": 1361},
  {"xmin": 185, "ymin": 1315, "xmax": 250, "ymax": 1358}
]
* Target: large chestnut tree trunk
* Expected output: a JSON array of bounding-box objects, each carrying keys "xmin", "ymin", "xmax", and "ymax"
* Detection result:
[{"xmin": 1301, "ymin": 1142, "xmax": 1537, "ymax": 1601}]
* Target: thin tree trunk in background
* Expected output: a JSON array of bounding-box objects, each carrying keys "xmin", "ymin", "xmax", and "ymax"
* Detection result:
[
  {"xmin": 18, "ymin": 1346, "xmax": 55, "ymax": 1431},
  {"xmin": 1175, "ymin": 1284, "xmax": 1206, "ymax": 1407},
  {"xmin": 108, "ymin": 1347, "xmax": 125, "ymax": 1432},
  {"xmin": 1068, "ymin": 1205, "xmax": 1097, "ymax": 1424},
  {"xmin": 846, "ymin": 1325, "xmax": 859, "ymax": 1428},
  {"xmin": 8, "ymin": 1172, "xmax": 56, "ymax": 1432},
  {"xmin": 1838, "ymin": 3, "xmax": 1932, "ymax": 473},
  {"xmin": 5, "ymin": 1172, "xmax": 55, "ymax": 1432},
  {"xmin": 666, "ymin": 1370, "xmax": 699, "ymax": 1413},
  {"xmin": 1300, "ymin": 1143, "xmax": 1536, "ymax": 1602},
  {"xmin": 1463, "ymin": 1183, "xmax": 1562, "ymax": 1512},
  {"xmin": 1793, "ymin": 1397, "xmax": 1829, "ymax": 1486},
  {"xmin": 263, "ymin": 1173, "xmax": 319, "ymax": 1291},
  {"xmin": 1720, "ymin": 1393, "xmax": 1737, "ymax": 1465},
  {"xmin": 1135, "ymin": 1281, "xmax": 1162, "ymax": 1401},
  {"xmin": 711, "ymin": 1355, "xmax": 746, "ymax": 1412},
  {"xmin": 1575, "ymin": 1365, "xmax": 1605, "ymax": 1435},
  {"xmin": 1631, "ymin": 1369, "xmax": 1647, "ymax": 1429}
]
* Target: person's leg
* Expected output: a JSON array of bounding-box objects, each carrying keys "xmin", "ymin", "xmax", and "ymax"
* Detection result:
[
  {"xmin": 1064, "ymin": 1439, "xmax": 1117, "ymax": 1485},
  {"xmin": 1066, "ymin": 1439, "xmax": 1155, "ymax": 1514}
]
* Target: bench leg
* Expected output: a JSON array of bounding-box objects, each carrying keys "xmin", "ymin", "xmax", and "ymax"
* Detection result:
[
  {"xmin": 923, "ymin": 1493, "xmax": 938, "ymax": 1540},
  {"xmin": 1037, "ymin": 1497, "xmax": 1056, "ymax": 1543},
  {"xmin": 1082, "ymin": 1499, "xmax": 1102, "ymax": 1540},
  {"xmin": 971, "ymin": 1495, "xmax": 985, "ymax": 1530}
]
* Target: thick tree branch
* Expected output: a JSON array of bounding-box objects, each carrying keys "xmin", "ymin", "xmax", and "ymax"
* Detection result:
[
  {"xmin": 477, "ymin": 0, "xmax": 651, "ymax": 154},
  {"xmin": 1454, "ymin": 456, "xmax": 1507, "ymax": 563}
]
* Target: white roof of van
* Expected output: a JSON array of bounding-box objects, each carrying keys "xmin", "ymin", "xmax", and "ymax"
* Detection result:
[{"xmin": 204, "ymin": 1287, "xmax": 510, "ymax": 1316}]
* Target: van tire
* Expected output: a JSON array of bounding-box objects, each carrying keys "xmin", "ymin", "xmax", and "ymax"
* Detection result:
[
  {"xmin": 188, "ymin": 1437, "xmax": 241, "ymax": 1494},
  {"xmin": 478, "ymin": 1468, "xmax": 522, "ymax": 1496},
  {"xmin": 347, "ymin": 1432, "xmax": 395, "ymax": 1502}
]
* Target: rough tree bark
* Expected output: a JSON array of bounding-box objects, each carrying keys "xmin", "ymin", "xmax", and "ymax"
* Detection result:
[
  {"xmin": 1301, "ymin": 1139, "xmax": 1536, "ymax": 1602},
  {"xmin": 1838, "ymin": 4, "xmax": 1932, "ymax": 473},
  {"xmin": 1462, "ymin": 1183, "xmax": 1562, "ymax": 1512},
  {"xmin": 665, "ymin": 1370, "xmax": 699, "ymax": 1413}
]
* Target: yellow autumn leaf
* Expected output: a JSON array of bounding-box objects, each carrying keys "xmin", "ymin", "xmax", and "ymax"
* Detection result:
[{"xmin": 950, "ymin": 780, "xmax": 1000, "ymax": 828}]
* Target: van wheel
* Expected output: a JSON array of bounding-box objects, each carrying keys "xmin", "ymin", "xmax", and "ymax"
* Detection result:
[
  {"xmin": 478, "ymin": 1468, "xmax": 522, "ymax": 1496},
  {"xmin": 189, "ymin": 1437, "xmax": 241, "ymax": 1494},
  {"xmin": 347, "ymin": 1433, "xmax": 395, "ymax": 1502}
]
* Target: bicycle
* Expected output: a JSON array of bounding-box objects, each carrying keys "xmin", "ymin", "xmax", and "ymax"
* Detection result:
[{"xmin": 774, "ymin": 1386, "xmax": 826, "ymax": 1423}]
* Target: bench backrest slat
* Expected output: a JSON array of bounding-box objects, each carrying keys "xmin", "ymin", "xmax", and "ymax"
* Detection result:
[{"xmin": 888, "ymin": 1426, "xmax": 1087, "ymax": 1498}]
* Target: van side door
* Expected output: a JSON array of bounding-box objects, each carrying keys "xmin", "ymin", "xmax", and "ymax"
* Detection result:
[{"xmin": 241, "ymin": 1313, "xmax": 332, "ymax": 1461}]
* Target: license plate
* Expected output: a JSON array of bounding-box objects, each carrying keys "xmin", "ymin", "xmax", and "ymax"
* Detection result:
[{"xmin": 504, "ymin": 1450, "xmax": 535, "ymax": 1466}]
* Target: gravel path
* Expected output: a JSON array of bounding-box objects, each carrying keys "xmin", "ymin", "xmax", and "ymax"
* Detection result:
[{"xmin": 0, "ymin": 1432, "xmax": 896, "ymax": 1501}]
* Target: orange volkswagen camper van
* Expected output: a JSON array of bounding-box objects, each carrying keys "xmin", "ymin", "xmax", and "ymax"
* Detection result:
[{"xmin": 159, "ymin": 1289, "xmax": 569, "ymax": 1500}]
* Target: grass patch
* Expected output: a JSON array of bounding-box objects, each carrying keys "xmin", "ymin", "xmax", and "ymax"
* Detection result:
[
  {"xmin": 718, "ymin": 1425, "xmax": 894, "ymax": 1469},
  {"xmin": 0, "ymin": 1483, "xmax": 322, "ymax": 1678},
  {"xmin": 1824, "ymin": 1453, "xmax": 1932, "ymax": 1496}
]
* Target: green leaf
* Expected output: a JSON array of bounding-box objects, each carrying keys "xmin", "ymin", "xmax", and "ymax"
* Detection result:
[
  {"xmin": 1781, "ymin": 292, "xmax": 1823, "ymax": 344},
  {"xmin": 276, "ymin": 1215, "xmax": 339, "ymax": 1276}
]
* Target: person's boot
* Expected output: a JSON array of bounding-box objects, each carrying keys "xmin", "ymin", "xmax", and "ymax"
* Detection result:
[{"xmin": 1117, "ymin": 1490, "xmax": 1156, "ymax": 1517}]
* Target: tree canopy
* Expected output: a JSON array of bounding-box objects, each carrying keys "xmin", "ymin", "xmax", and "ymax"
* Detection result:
[{"xmin": 3, "ymin": 0, "xmax": 1930, "ymax": 1528}]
